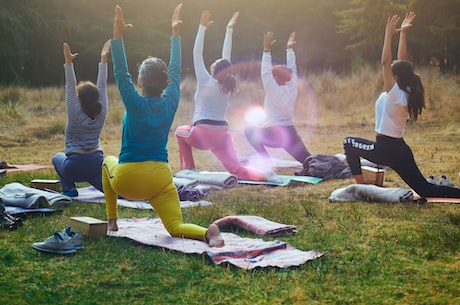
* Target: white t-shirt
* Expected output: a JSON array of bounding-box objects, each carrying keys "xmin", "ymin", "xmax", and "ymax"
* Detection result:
[{"xmin": 375, "ymin": 82, "xmax": 409, "ymax": 138}]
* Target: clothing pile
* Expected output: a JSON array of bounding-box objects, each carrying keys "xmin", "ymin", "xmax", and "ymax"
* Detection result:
[
  {"xmin": 0, "ymin": 199, "xmax": 22, "ymax": 230},
  {"xmin": 295, "ymin": 154, "xmax": 352, "ymax": 179}
]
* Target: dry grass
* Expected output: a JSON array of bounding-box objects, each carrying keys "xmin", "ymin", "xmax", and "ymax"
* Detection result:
[
  {"xmin": 1, "ymin": 65, "xmax": 459, "ymax": 180},
  {"xmin": 1, "ymin": 65, "xmax": 460, "ymax": 304}
]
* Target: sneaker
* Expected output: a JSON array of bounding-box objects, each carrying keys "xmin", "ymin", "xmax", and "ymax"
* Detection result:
[
  {"xmin": 62, "ymin": 226, "xmax": 83, "ymax": 250},
  {"xmin": 32, "ymin": 231, "xmax": 77, "ymax": 254},
  {"xmin": 62, "ymin": 189, "xmax": 78, "ymax": 197},
  {"xmin": 426, "ymin": 175, "xmax": 436, "ymax": 184},
  {"xmin": 439, "ymin": 175, "xmax": 454, "ymax": 187}
]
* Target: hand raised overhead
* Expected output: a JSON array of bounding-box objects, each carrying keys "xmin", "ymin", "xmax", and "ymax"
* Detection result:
[
  {"xmin": 287, "ymin": 32, "xmax": 296, "ymax": 49},
  {"xmin": 63, "ymin": 43, "xmax": 78, "ymax": 65},
  {"xmin": 100, "ymin": 40, "xmax": 111, "ymax": 64},
  {"xmin": 200, "ymin": 10, "xmax": 213, "ymax": 27},
  {"xmin": 172, "ymin": 3, "xmax": 183, "ymax": 36},
  {"xmin": 227, "ymin": 11, "xmax": 239, "ymax": 29},
  {"xmin": 113, "ymin": 5, "xmax": 133, "ymax": 40},
  {"xmin": 400, "ymin": 12, "xmax": 416, "ymax": 33}
]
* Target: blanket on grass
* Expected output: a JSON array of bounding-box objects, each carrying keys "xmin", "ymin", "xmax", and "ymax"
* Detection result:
[
  {"xmin": 0, "ymin": 182, "xmax": 72, "ymax": 208},
  {"xmin": 0, "ymin": 162, "xmax": 53, "ymax": 172},
  {"xmin": 213, "ymin": 215, "xmax": 297, "ymax": 237},
  {"xmin": 174, "ymin": 170, "xmax": 238, "ymax": 189},
  {"xmin": 75, "ymin": 186, "xmax": 212, "ymax": 209},
  {"xmin": 108, "ymin": 217, "xmax": 324, "ymax": 269},
  {"xmin": 328, "ymin": 184, "xmax": 413, "ymax": 203}
]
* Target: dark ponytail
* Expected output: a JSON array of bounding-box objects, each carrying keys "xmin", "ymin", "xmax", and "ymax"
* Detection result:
[
  {"xmin": 407, "ymin": 74, "xmax": 425, "ymax": 121},
  {"xmin": 392, "ymin": 60, "xmax": 425, "ymax": 121},
  {"xmin": 77, "ymin": 81, "xmax": 101, "ymax": 120}
]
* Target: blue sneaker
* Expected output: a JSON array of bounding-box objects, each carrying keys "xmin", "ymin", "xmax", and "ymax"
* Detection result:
[
  {"xmin": 62, "ymin": 189, "xmax": 78, "ymax": 197},
  {"xmin": 62, "ymin": 226, "xmax": 83, "ymax": 250},
  {"xmin": 32, "ymin": 231, "xmax": 77, "ymax": 254}
]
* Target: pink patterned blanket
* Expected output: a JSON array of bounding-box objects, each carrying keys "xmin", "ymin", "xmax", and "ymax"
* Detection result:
[{"xmin": 108, "ymin": 218, "xmax": 323, "ymax": 269}]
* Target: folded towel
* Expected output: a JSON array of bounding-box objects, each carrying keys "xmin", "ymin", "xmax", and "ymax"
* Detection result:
[
  {"xmin": 0, "ymin": 182, "xmax": 72, "ymax": 208},
  {"xmin": 172, "ymin": 177, "xmax": 199, "ymax": 189},
  {"xmin": 174, "ymin": 170, "xmax": 238, "ymax": 189},
  {"xmin": 329, "ymin": 184, "xmax": 414, "ymax": 203},
  {"xmin": 213, "ymin": 215, "xmax": 297, "ymax": 237}
]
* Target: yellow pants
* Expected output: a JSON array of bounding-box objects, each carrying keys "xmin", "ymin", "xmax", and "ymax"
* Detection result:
[{"xmin": 102, "ymin": 156, "xmax": 207, "ymax": 241}]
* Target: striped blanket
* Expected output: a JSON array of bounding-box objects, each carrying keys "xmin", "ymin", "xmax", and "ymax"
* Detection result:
[{"xmin": 108, "ymin": 217, "xmax": 323, "ymax": 269}]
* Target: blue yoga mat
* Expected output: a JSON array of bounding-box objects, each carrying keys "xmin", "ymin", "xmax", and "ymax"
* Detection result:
[{"xmin": 239, "ymin": 175, "xmax": 323, "ymax": 186}]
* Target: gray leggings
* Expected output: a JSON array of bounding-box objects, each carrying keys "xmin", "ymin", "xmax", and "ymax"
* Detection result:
[{"xmin": 343, "ymin": 135, "xmax": 460, "ymax": 198}]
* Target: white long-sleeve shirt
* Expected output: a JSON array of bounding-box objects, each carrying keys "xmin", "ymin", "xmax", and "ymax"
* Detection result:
[
  {"xmin": 64, "ymin": 63, "xmax": 108, "ymax": 154},
  {"xmin": 261, "ymin": 48, "xmax": 298, "ymax": 127},
  {"xmin": 192, "ymin": 25, "xmax": 233, "ymax": 124}
]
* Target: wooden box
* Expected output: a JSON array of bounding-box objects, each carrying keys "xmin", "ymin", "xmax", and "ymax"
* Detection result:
[
  {"xmin": 70, "ymin": 216, "xmax": 107, "ymax": 238},
  {"xmin": 30, "ymin": 179, "xmax": 60, "ymax": 192},
  {"xmin": 361, "ymin": 166, "xmax": 385, "ymax": 186}
]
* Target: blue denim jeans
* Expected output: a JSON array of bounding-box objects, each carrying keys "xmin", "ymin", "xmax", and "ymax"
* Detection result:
[{"xmin": 52, "ymin": 150, "xmax": 104, "ymax": 192}]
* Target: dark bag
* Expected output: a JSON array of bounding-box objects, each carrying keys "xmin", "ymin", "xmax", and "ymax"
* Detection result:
[{"xmin": 295, "ymin": 154, "xmax": 352, "ymax": 179}]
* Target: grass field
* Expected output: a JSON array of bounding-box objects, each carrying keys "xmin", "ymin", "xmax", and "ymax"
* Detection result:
[{"xmin": 0, "ymin": 67, "xmax": 459, "ymax": 304}]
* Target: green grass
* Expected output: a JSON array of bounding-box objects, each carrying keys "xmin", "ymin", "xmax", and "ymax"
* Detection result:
[{"xmin": 1, "ymin": 69, "xmax": 460, "ymax": 304}]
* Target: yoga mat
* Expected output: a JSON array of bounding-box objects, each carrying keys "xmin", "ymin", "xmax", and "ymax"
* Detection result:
[
  {"xmin": 75, "ymin": 186, "xmax": 212, "ymax": 209},
  {"xmin": 108, "ymin": 217, "xmax": 324, "ymax": 270},
  {"xmin": 1, "ymin": 164, "xmax": 54, "ymax": 172},
  {"xmin": 240, "ymin": 155, "xmax": 303, "ymax": 168},
  {"xmin": 239, "ymin": 175, "xmax": 323, "ymax": 186},
  {"xmin": 412, "ymin": 191, "xmax": 460, "ymax": 204},
  {"xmin": 5, "ymin": 206, "xmax": 59, "ymax": 217}
]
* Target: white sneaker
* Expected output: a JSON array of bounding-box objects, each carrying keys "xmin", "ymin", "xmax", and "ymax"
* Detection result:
[
  {"xmin": 32, "ymin": 231, "xmax": 77, "ymax": 254},
  {"xmin": 439, "ymin": 175, "xmax": 454, "ymax": 187},
  {"xmin": 426, "ymin": 175, "xmax": 436, "ymax": 184}
]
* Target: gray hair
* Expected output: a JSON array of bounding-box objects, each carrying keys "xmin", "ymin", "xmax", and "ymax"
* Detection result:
[{"xmin": 138, "ymin": 57, "xmax": 169, "ymax": 97}]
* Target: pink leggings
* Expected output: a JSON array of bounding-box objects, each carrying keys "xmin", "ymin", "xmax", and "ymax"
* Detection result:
[{"xmin": 175, "ymin": 125, "xmax": 266, "ymax": 181}]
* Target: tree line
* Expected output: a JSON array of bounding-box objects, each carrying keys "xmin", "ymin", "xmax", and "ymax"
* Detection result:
[{"xmin": 0, "ymin": 0, "xmax": 459, "ymax": 87}]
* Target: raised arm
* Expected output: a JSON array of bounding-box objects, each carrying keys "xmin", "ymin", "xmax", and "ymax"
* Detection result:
[
  {"xmin": 381, "ymin": 15, "xmax": 400, "ymax": 92},
  {"xmin": 193, "ymin": 10, "xmax": 213, "ymax": 82},
  {"xmin": 222, "ymin": 11, "xmax": 238, "ymax": 60},
  {"xmin": 63, "ymin": 43, "xmax": 79, "ymax": 118},
  {"xmin": 171, "ymin": 3, "xmax": 183, "ymax": 37},
  {"xmin": 397, "ymin": 12, "xmax": 415, "ymax": 61},
  {"xmin": 286, "ymin": 32, "xmax": 297, "ymax": 73},
  {"xmin": 97, "ymin": 40, "xmax": 111, "ymax": 117}
]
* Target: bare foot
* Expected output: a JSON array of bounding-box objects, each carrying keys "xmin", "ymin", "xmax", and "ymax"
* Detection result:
[
  {"xmin": 206, "ymin": 224, "xmax": 224, "ymax": 247},
  {"xmin": 108, "ymin": 218, "xmax": 119, "ymax": 231}
]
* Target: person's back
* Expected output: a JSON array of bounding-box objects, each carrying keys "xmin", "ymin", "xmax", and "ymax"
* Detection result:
[
  {"xmin": 102, "ymin": 4, "xmax": 224, "ymax": 247},
  {"xmin": 52, "ymin": 41, "xmax": 110, "ymax": 197}
]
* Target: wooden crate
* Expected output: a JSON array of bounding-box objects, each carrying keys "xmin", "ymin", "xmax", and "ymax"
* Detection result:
[
  {"xmin": 361, "ymin": 166, "xmax": 385, "ymax": 186},
  {"xmin": 30, "ymin": 179, "xmax": 60, "ymax": 192},
  {"xmin": 70, "ymin": 216, "xmax": 107, "ymax": 238}
]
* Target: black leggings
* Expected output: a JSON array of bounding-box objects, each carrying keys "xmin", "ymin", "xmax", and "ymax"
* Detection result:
[{"xmin": 343, "ymin": 135, "xmax": 460, "ymax": 198}]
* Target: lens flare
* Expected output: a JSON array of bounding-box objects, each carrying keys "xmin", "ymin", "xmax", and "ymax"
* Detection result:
[{"xmin": 244, "ymin": 106, "xmax": 266, "ymax": 127}]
